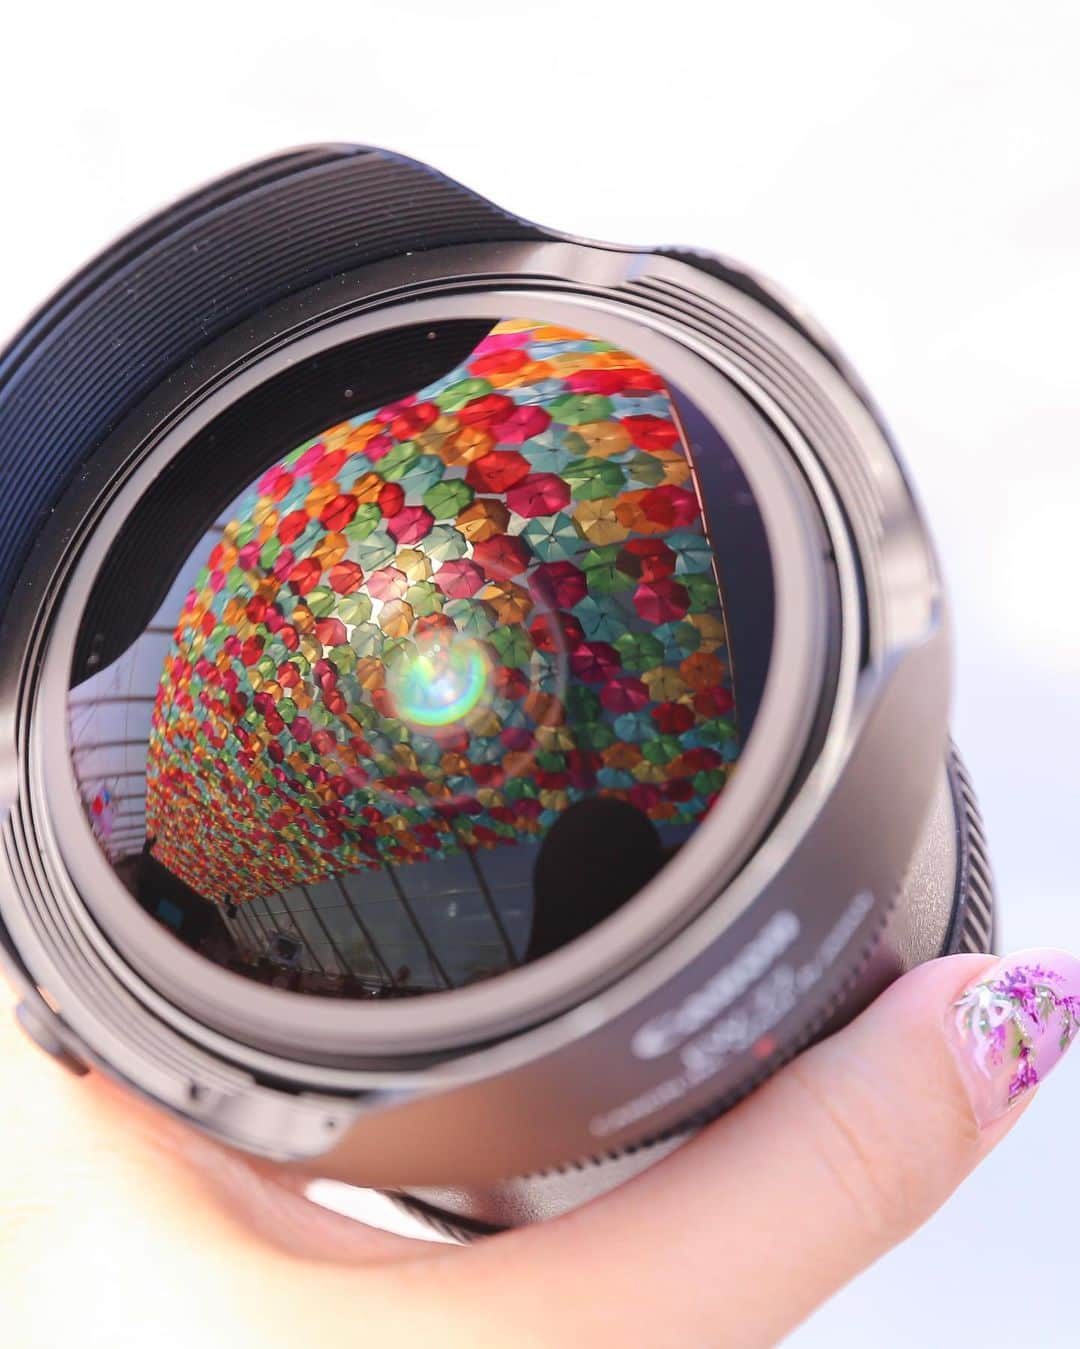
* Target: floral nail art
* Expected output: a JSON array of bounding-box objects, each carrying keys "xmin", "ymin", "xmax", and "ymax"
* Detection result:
[{"xmin": 948, "ymin": 951, "xmax": 1080, "ymax": 1126}]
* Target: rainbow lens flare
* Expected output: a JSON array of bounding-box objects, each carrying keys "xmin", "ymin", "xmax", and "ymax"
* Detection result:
[{"xmin": 388, "ymin": 635, "xmax": 492, "ymax": 729}]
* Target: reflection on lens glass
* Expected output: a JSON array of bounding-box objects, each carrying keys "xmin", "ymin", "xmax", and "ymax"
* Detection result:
[{"xmin": 69, "ymin": 318, "xmax": 770, "ymax": 998}]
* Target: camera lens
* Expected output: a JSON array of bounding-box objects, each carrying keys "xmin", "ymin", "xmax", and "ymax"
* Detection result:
[
  {"xmin": 0, "ymin": 146, "xmax": 995, "ymax": 1232},
  {"xmin": 68, "ymin": 316, "xmax": 773, "ymax": 999}
]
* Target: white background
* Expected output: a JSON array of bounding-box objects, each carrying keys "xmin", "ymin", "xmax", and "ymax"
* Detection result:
[{"xmin": 2, "ymin": 3, "xmax": 1078, "ymax": 1343}]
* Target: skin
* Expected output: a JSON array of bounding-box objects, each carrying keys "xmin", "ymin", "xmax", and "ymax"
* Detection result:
[{"xmin": 0, "ymin": 953, "xmax": 1039, "ymax": 1348}]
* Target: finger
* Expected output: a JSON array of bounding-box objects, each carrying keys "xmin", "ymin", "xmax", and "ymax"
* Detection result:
[
  {"xmin": 0, "ymin": 979, "xmax": 433, "ymax": 1263},
  {"xmin": 461, "ymin": 949, "xmax": 1080, "ymax": 1348},
  {"xmin": 0, "ymin": 981, "xmax": 481, "ymax": 1349},
  {"xmin": 8, "ymin": 951, "xmax": 1078, "ymax": 1349}
]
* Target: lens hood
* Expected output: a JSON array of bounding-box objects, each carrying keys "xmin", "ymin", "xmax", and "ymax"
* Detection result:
[{"xmin": 0, "ymin": 146, "xmax": 994, "ymax": 1233}]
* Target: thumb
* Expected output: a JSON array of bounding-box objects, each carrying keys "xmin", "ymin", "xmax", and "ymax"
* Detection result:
[{"xmin": 471, "ymin": 949, "xmax": 1080, "ymax": 1347}]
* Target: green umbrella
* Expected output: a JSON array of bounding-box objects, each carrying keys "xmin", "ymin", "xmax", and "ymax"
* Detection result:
[
  {"xmin": 564, "ymin": 457, "xmax": 626, "ymax": 501},
  {"xmin": 581, "ymin": 545, "xmax": 634, "ymax": 595},
  {"xmin": 625, "ymin": 451, "xmax": 667, "ymax": 487},
  {"xmin": 423, "ymin": 478, "xmax": 474, "ymax": 520},
  {"xmin": 573, "ymin": 594, "xmax": 626, "ymax": 642},
  {"xmin": 435, "ymin": 376, "xmax": 492, "ymax": 412},
  {"xmin": 336, "ymin": 593, "xmax": 373, "ymax": 626},
  {"xmin": 521, "ymin": 512, "xmax": 583, "ymax": 561},
  {"xmin": 548, "ymin": 392, "xmax": 614, "ymax": 425},
  {"xmin": 423, "ymin": 524, "xmax": 470, "ymax": 563},
  {"xmin": 378, "ymin": 440, "xmax": 421, "ymax": 481},
  {"xmin": 489, "ymin": 624, "xmax": 535, "ymax": 667},
  {"xmin": 684, "ymin": 573, "xmax": 720, "ymax": 612},
  {"xmin": 349, "ymin": 623, "xmax": 384, "ymax": 658},
  {"xmin": 352, "ymin": 530, "xmax": 396, "ymax": 572},
  {"xmin": 443, "ymin": 597, "xmax": 496, "ymax": 638},
  {"xmin": 613, "ymin": 630, "xmax": 664, "ymax": 671},
  {"xmin": 344, "ymin": 503, "xmax": 382, "ymax": 544}
]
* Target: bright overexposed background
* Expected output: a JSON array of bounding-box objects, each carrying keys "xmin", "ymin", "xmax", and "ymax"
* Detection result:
[{"xmin": 2, "ymin": 3, "xmax": 1078, "ymax": 1343}]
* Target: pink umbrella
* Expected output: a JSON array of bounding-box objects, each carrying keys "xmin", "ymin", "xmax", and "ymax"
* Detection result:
[
  {"xmin": 387, "ymin": 506, "xmax": 434, "ymax": 545},
  {"xmin": 492, "ymin": 403, "xmax": 552, "ymax": 444},
  {"xmin": 366, "ymin": 566, "xmax": 408, "ymax": 601},
  {"xmin": 434, "ymin": 558, "xmax": 486, "ymax": 599}
]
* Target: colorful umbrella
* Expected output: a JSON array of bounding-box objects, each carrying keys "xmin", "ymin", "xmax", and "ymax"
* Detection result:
[
  {"xmin": 520, "ymin": 512, "xmax": 582, "ymax": 561},
  {"xmin": 423, "ymin": 478, "xmax": 474, "ymax": 520},
  {"xmin": 506, "ymin": 472, "xmax": 572, "ymax": 518},
  {"xmin": 573, "ymin": 594, "xmax": 626, "ymax": 642}
]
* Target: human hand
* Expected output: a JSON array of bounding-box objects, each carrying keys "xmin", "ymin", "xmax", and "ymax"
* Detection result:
[{"xmin": 3, "ymin": 948, "xmax": 1076, "ymax": 1348}]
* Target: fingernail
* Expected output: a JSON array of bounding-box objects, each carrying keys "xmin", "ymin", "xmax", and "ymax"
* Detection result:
[{"xmin": 946, "ymin": 949, "xmax": 1080, "ymax": 1127}]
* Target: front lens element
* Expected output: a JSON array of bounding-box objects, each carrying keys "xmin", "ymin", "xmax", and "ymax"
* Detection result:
[{"xmin": 68, "ymin": 317, "xmax": 772, "ymax": 998}]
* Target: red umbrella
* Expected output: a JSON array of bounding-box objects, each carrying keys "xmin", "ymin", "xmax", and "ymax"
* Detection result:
[
  {"xmin": 328, "ymin": 560, "xmax": 364, "ymax": 594},
  {"xmin": 319, "ymin": 493, "xmax": 360, "ymax": 532},
  {"xmin": 506, "ymin": 472, "xmax": 572, "ymax": 518},
  {"xmin": 287, "ymin": 557, "xmax": 322, "ymax": 596},
  {"xmin": 469, "ymin": 347, "xmax": 531, "ymax": 377},
  {"xmin": 277, "ymin": 509, "xmax": 309, "ymax": 545},
  {"xmin": 569, "ymin": 641, "xmax": 621, "ymax": 683},
  {"xmin": 622, "ymin": 414, "xmax": 680, "ymax": 451},
  {"xmin": 693, "ymin": 686, "xmax": 735, "ymax": 718},
  {"xmin": 457, "ymin": 392, "xmax": 516, "ymax": 428},
  {"xmin": 390, "ymin": 400, "xmax": 439, "ymax": 439},
  {"xmin": 527, "ymin": 560, "xmax": 587, "ymax": 609},
  {"xmin": 315, "ymin": 617, "xmax": 348, "ymax": 649},
  {"xmin": 529, "ymin": 611, "xmax": 584, "ymax": 654},
  {"xmin": 466, "ymin": 449, "xmax": 531, "ymax": 493},
  {"xmin": 629, "ymin": 783, "xmax": 662, "ymax": 812},
  {"xmin": 309, "ymin": 448, "xmax": 348, "ymax": 485},
  {"xmin": 617, "ymin": 537, "xmax": 677, "ymax": 581},
  {"xmin": 472, "ymin": 533, "xmax": 532, "ymax": 579},
  {"xmin": 642, "ymin": 485, "xmax": 699, "ymax": 529},
  {"xmin": 633, "ymin": 577, "xmax": 690, "ymax": 623},
  {"xmin": 377, "ymin": 481, "xmax": 405, "ymax": 517},
  {"xmin": 652, "ymin": 701, "xmax": 695, "ymax": 735},
  {"xmin": 600, "ymin": 675, "xmax": 650, "ymax": 713}
]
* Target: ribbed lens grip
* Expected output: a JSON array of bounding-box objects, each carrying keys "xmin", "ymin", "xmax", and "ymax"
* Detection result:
[
  {"xmin": 944, "ymin": 748, "xmax": 996, "ymax": 956},
  {"xmin": 0, "ymin": 145, "xmax": 546, "ymax": 614}
]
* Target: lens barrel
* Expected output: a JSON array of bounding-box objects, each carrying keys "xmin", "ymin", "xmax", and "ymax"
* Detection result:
[{"xmin": 0, "ymin": 147, "xmax": 994, "ymax": 1236}]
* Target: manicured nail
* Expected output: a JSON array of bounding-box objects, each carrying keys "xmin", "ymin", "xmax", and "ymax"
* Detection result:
[{"xmin": 947, "ymin": 949, "xmax": 1080, "ymax": 1127}]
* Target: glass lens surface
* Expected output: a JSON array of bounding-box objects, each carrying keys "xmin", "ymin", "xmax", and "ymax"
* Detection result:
[{"xmin": 68, "ymin": 317, "xmax": 771, "ymax": 998}]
